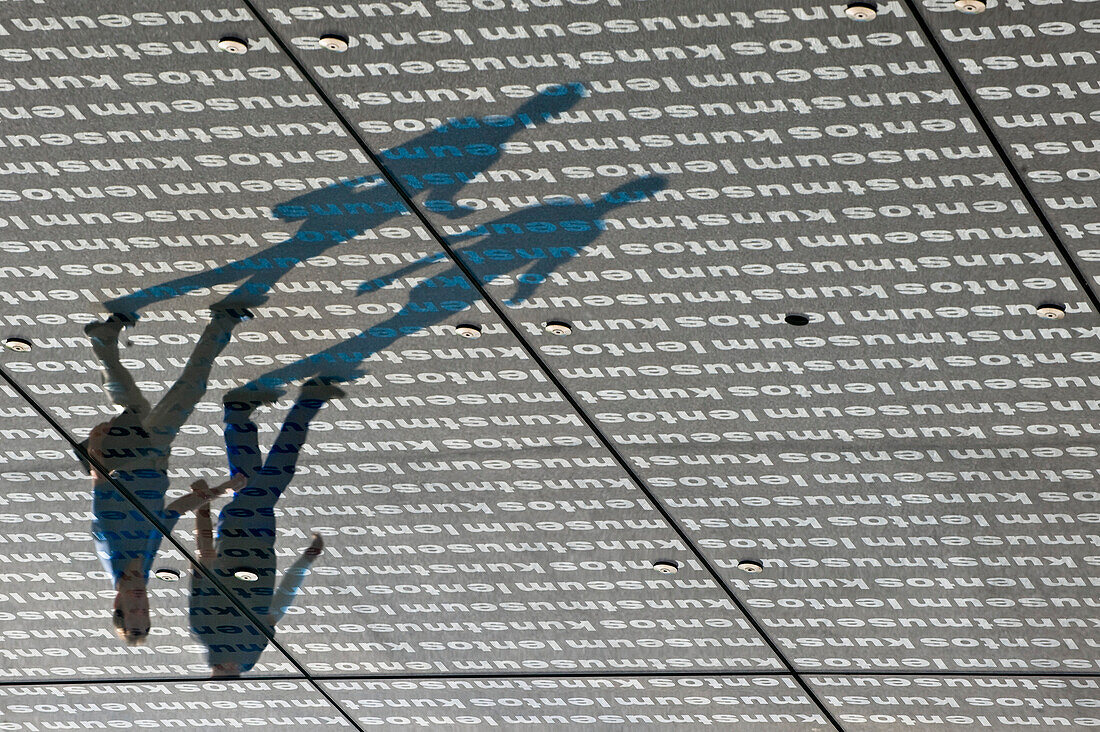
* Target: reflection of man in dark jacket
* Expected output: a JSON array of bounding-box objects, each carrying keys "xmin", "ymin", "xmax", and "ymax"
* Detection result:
[
  {"xmin": 227, "ymin": 176, "xmax": 667, "ymax": 400},
  {"xmin": 82, "ymin": 308, "xmax": 248, "ymax": 644},
  {"xmin": 103, "ymin": 90, "xmax": 584, "ymax": 320},
  {"xmin": 189, "ymin": 381, "xmax": 339, "ymax": 676}
]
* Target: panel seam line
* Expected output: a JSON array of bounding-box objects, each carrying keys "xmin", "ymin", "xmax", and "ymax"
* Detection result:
[
  {"xmin": 238, "ymin": 2, "xmax": 846, "ymax": 728},
  {"xmin": 901, "ymin": 0, "xmax": 1100, "ymax": 313}
]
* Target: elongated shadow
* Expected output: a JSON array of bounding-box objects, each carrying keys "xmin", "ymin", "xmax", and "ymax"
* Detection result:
[
  {"xmin": 378, "ymin": 88, "xmax": 588, "ymax": 219},
  {"xmin": 103, "ymin": 89, "xmax": 584, "ymax": 319},
  {"xmin": 229, "ymin": 175, "xmax": 667, "ymax": 397}
]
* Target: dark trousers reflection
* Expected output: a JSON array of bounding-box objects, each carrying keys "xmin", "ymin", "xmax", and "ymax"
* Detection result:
[{"xmin": 190, "ymin": 382, "xmax": 338, "ymax": 676}]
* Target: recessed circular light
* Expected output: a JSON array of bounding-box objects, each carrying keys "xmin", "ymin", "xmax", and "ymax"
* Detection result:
[
  {"xmin": 845, "ymin": 1, "xmax": 877, "ymax": 20},
  {"xmin": 154, "ymin": 568, "xmax": 181, "ymax": 582},
  {"xmin": 3, "ymin": 338, "xmax": 31, "ymax": 352},
  {"xmin": 319, "ymin": 34, "xmax": 349, "ymax": 52},
  {"xmin": 217, "ymin": 36, "xmax": 248, "ymax": 54},
  {"xmin": 737, "ymin": 559, "xmax": 764, "ymax": 573},
  {"xmin": 544, "ymin": 321, "xmax": 572, "ymax": 336},
  {"xmin": 1036, "ymin": 303, "xmax": 1066, "ymax": 320},
  {"xmin": 784, "ymin": 314, "xmax": 810, "ymax": 327},
  {"xmin": 954, "ymin": 0, "xmax": 985, "ymax": 12},
  {"xmin": 232, "ymin": 568, "xmax": 259, "ymax": 582},
  {"xmin": 653, "ymin": 560, "xmax": 679, "ymax": 574},
  {"xmin": 454, "ymin": 324, "xmax": 482, "ymax": 339}
]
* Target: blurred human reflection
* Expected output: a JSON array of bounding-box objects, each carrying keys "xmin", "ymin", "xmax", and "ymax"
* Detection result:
[
  {"xmin": 188, "ymin": 380, "xmax": 341, "ymax": 676},
  {"xmin": 82, "ymin": 309, "xmax": 249, "ymax": 644}
]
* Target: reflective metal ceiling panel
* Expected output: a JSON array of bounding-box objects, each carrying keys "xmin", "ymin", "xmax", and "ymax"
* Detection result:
[
  {"xmin": 322, "ymin": 675, "xmax": 831, "ymax": 730},
  {"xmin": 812, "ymin": 675, "xmax": 1100, "ymax": 730},
  {"xmin": 0, "ymin": 0, "xmax": 1098, "ymax": 728},
  {"xmin": 647, "ymin": 446, "xmax": 1100, "ymax": 673},
  {"xmin": 0, "ymin": 0, "xmax": 782, "ymax": 681},
  {"xmin": 913, "ymin": 0, "xmax": 1100, "ymax": 290}
]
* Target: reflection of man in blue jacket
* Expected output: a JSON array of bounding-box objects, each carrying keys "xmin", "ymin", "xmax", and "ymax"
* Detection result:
[
  {"xmin": 189, "ymin": 381, "xmax": 338, "ymax": 676},
  {"xmin": 83, "ymin": 308, "xmax": 248, "ymax": 644}
]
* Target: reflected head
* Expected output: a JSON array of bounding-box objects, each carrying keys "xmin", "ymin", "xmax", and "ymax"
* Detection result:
[{"xmin": 113, "ymin": 608, "xmax": 149, "ymax": 647}]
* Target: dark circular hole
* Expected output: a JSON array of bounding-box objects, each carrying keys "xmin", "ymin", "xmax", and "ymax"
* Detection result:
[{"xmin": 784, "ymin": 314, "xmax": 809, "ymax": 326}]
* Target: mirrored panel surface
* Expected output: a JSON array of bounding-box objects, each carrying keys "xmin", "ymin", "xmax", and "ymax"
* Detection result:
[
  {"xmin": 913, "ymin": 0, "xmax": 1100, "ymax": 289},
  {"xmin": 0, "ymin": 0, "xmax": 1098, "ymax": 726},
  {"xmin": 812, "ymin": 675, "xmax": 1100, "ymax": 730},
  {"xmin": 323, "ymin": 675, "xmax": 831, "ymax": 730},
  {"xmin": 0, "ymin": 0, "xmax": 783, "ymax": 678},
  {"xmin": 642, "ymin": 442, "xmax": 1100, "ymax": 672},
  {"xmin": 0, "ymin": 679, "xmax": 351, "ymax": 730}
]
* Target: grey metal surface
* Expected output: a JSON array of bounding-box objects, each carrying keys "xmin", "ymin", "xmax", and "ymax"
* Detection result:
[
  {"xmin": 812, "ymin": 675, "xmax": 1100, "ymax": 729},
  {"xmin": 913, "ymin": 0, "xmax": 1100, "ymax": 290},
  {"xmin": 0, "ymin": 679, "xmax": 352, "ymax": 729},
  {"xmin": 322, "ymin": 676, "xmax": 830, "ymax": 730},
  {"xmin": 0, "ymin": 0, "xmax": 1097, "ymax": 728}
]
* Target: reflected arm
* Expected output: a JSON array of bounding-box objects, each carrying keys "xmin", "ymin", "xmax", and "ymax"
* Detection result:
[
  {"xmin": 86, "ymin": 423, "xmax": 111, "ymax": 482},
  {"xmin": 166, "ymin": 476, "xmax": 244, "ymax": 519},
  {"xmin": 193, "ymin": 502, "xmax": 217, "ymax": 569},
  {"xmin": 355, "ymin": 253, "xmax": 448, "ymax": 296}
]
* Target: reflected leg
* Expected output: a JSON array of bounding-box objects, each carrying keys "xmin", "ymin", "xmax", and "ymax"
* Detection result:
[
  {"xmin": 145, "ymin": 311, "xmax": 244, "ymax": 440},
  {"xmin": 223, "ymin": 404, "xmax": 263, "ymax": 481},
  {"xmin": 86, "ymin": 316, "xmax": 149, "ymax": 411},
  {"xmin": 264, "ymin": 534, "xmax": 324, "ymax": 628},
  {"xmin": 258, "ymin": 390, "xmax": 331, "ymax": 485},
  {"xmin": 218, "ymin": 391, "xmax": 330, "ymax": 540}
]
